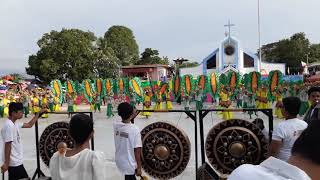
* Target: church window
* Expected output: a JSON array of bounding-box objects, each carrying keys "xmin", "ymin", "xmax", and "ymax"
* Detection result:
[
  {"xmin": 243, "ymin": 53, "xmax": 254, "ymax": 67},
  {"xmin": 206, "ymin": 55, "xmax": 217, "ymax": 69}
]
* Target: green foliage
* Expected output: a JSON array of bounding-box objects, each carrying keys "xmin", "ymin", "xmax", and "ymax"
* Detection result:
[
  {"xmin": 179, "ymin": 61, "xmax": 199, "ymax": 68},
  {"xmin": 309, "ymin": 44, "xmax": 320, "ymax": 63},
  {"xmin": 261, "ymin": 32, "xmax": 320, "ymax": 74},
  {"xmin": 103, "ymin": 26, "xmax": 139, "ymax": 66},
  {"xmin": 26, "ymin": 29, "xmax": 123, "ymax": 84},
  {"xmin": 135, "ymin": 48, "xmax": 169, "ymax": 65},
  {"xmin": 26, "ymin": 29, "xmax": 97, "ymax": 83},
  {"xmin": 94, "ymin": 38, "xmax": 120, "ymax": 78}
]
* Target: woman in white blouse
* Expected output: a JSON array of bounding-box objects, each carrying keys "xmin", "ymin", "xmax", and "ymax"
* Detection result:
[{"xmin": 49, "ymin": 114, "xmax": 106, "ymax": 180}]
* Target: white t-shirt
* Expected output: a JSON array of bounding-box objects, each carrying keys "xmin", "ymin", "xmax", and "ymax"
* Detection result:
[
  {"xmin": 1, "ymin": 119, "xmax": 24, "ymax": 167},
  {"xmin": 49, "ymin": 149, "xmax": 106, "ymax": 180},
  {"xmin": 228, "ymin": 157, "xmax": 311, "ymax": 180},
  {"xmin": 272, "ymin": 118, "xmax": 308, "ymax": 162},
  {"xmin": 113, "ymin": 120, "xmax": 142, "ymax": 175}
]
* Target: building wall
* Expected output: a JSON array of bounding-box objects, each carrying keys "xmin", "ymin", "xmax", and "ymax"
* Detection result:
[
  {"xmin": 180, "ymin": 65, "xmax": 204, "ymax": 76},
  {"xmin": 260, "ymin": 62, "xmax": 286, "ymax": 74},
  {"xmin": 148, "ymin": 67, "xmax": 168, "ymax": 81}
]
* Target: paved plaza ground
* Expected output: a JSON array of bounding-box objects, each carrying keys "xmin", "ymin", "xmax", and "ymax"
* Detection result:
[{"xmin": 0, "ymin": 103, "xmax": 285, "ymax": 180}]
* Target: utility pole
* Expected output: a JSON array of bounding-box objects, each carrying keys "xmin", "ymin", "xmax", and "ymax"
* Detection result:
[{"xmin": 258, "ymin": 0, "xmax": 262, "ymax": 70}]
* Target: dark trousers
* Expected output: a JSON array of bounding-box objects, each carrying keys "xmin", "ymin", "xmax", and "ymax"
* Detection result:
[
  {"xmin": 125, "ymin": 174, "xmax": 136, "ymax": 180},
  {"xmin": 8, "ymin": 164, "xmax": 29, "ymax": 180}
]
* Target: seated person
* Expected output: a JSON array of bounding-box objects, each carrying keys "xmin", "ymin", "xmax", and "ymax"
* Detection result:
[
  {"xmin": 252, "ymin": 118, "xmax": 269, "ymax": 141},
  {"xmin": 270, "ymin": 97, "xmax": 308, "ymax": 162},
  {"xmin": 229, "ymin": 119, "xmax": 320, "ymax": 180},
  {"xmin": 49, "ymin": 114, "xmax": 106, "ymax": 180}
]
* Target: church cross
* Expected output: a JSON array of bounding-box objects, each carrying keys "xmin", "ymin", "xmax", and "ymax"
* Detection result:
[{"xmin": 224, "ymin": 20, "xmax": 235, "ymax": 43}]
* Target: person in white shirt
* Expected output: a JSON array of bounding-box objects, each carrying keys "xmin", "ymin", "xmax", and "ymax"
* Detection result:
[
  {"xmin": 114, "ymin": 102, "xmax": 142, "ymax": 180},
  {"xmin": 49, "ymin": 113, "xmax": 106, "ymax": 180},
  {"xmin": 1, "ymin": 102, "xmax": 46, "ymax": 180},
  {"xmin": 270, "ymin": 96, "xmax": 308, "ymax": 162},
  {"xmin": 229, "ymin": 118, "xmax": 320, "ymax": 180}
]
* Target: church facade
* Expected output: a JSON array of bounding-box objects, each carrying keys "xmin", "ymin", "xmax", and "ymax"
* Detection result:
[{"xmin": 202, "ymin": 35, "xmax": 286, "ymax": 75}]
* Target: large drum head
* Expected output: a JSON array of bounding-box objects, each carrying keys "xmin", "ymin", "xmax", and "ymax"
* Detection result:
[
  {"xmin": 141, "ymin": 122, "xmax": 191, "ymax": 179},
  {"xmin": 39, "ymin": 121, "xmax": 75, "ymax": 166},
  {"xmin": 205, "ymin": 119, "xmax": 268, "ymax": 174}
]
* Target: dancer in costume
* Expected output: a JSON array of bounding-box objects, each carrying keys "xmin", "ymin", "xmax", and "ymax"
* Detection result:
[
  {"xmin": 32, "ymin": 93, "xmax": 40, "ymax": 114},
  {"xmin": 22, "ymin": 92, "xmax": 29, "ymax": 118},
  {"xmin": 90, "ymin": 93, "xmax": 95, "ymax": 112},
  {"xmin": 257, "ymin": 85, "xmax": 270, "ymax": 109},
  {"xmin": 142, "ymin": 88, "xmax": 152, "ymax": 118},
  {"xmin": 242, "ymin": 90, "xmax": 248, "ymax": 109},
  {"xmin": 183, "ymin": 95, "xmax": 191, "ymax": 111},
  {"xmin": 119, "ymin": 90, "xmax": 126, "ymax": 103},
  {"xmin": 247, "ymin": 92, "xmax": 257, "ymax": 119},
  {"xmin": 220, "ymin": 87, "xmax": 233, "ymax": 120},
  {"xmin": 94, "ymin": 93, "xmax": 101, "ymax": 113},
  {"xmin": 3, "ymin": 94, "xmax": 9, "ymax": 117},
  {"xmin": 48, "ymin": 92, "xmax": 54, "ymax": 112},
  {"xmin": 195, "ymin": 85, "xmax": 204, "ymax": 110},
  {"xmin": 106, "ymin": 93, "xmax": 114, "ymax": 118},
  {"xmin": 0, "ymin": 95, "xmax": 4, "ymax": 117},
  {"xmin": 41, "ymin": 93, "xmax": 49, "ymax": 118},
  {"xmin": 53, "ymin": 96, "xmax": 61, "ymax": 112},
  {"xmin": 236, "ymin": 86, "xmax": 244, "ymax": 108},
  {"xmin": 154, "ymin": 91, "xmax": 162, "ymax": 110},
  {"xmin": 165, "ymin": 90, "xmax": 173, "ymax": 110},
  {"xmin": 299, "ymin": 85, "xmax": 309, "ymax": 116},
  {"xmin": 274, "ymin": 88, "xmax": 284, "ymax": 119},
  {"xmin": 67, "ymin": 93, "xmax": 75, "ymax": 117},
  {"xmin": 128, "ymin": 88, "xmax": 136, "ymax": 108}
]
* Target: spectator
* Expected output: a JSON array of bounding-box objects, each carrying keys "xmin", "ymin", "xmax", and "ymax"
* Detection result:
[
  {"xmin": 270, "ymin": 97, "xmax": 307, "ymax": 162},
  {"xmin": 1, "ymin": 102, "xmax": 46, "ymax": 180},
  {"xmin": 114, "ymin": 102, "xmax": 142, "ymax": 180},
  {"xmin": 229, "ymin": 118, "xmax": 320, "ymax": 180},
  {"xmin": 49, "ymin": 114, "xmax": 106, "ymax": 180},
  {"xmin": 303, "ymin": 86, "xmax": 320, "ymax": 124},
  {"xmin": 287, "ymin": 119, "xmax": 320, "ymax": 179},
  {"xmin": 252, "ymin": 118, "xmax": 268, "ymax": 141}
]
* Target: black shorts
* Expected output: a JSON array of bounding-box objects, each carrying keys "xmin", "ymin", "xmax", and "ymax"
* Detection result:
[
  {"xmin": 125, "ymin": 174, "xmax": 136, "ymax": 180},
  {"xmin": 8, "ymin": 164, "xmax": 29, "ymax": 180}
]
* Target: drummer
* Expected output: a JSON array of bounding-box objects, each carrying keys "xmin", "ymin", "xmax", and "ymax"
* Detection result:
[{"xmin": 1, "ymin": 102, "xmax": 47, "ymax": 179}]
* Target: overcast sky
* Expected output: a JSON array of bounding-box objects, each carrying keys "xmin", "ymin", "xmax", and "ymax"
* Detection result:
[{"xmin": 1, "ymin": 0, "xmax": 319, "ymax": 74}]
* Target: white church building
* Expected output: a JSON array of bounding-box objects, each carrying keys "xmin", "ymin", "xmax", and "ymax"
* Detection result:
[{"xmin": 180, "ymin": 24, "xmax": 286, "ymax": 76}]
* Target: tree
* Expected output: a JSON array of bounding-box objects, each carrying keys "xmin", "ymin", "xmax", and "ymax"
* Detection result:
[
  {"xmin": 94, "ymin": 38, "xmax": 120, "ymax": 78},
  {"xmin": 261, "ymin": 32, "xmax": 311, "ymax": 74},
  {"xmin": 309, "ymin": 44, "xmax": 320, "ymax": 63},
  {"xmin": 179, "ymin": 61, "xmax": 200, "ymax": 68},
  {"xmin": 26, "ymin": 29, "xmax": 97, "ymax": 83},
  {"xmin": 135, "ymin": 48, "xmax": 169, "ymax": 65},
  {"xmin": 103, "ymin": 26, "xmax": 139, "ymax": 66}
]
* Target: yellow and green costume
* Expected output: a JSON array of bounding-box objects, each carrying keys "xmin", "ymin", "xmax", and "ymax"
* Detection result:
[
  {"xmin": 142, "ymin": 94, "xmax": 152, "ymax": 118},
  {"xmin": 257, "ymin": 89, "xmax": 271, "ymax": 109},
  {"xmin": 274, "ymin": 93, "xmax": 283, "ymax": 119},
  {"xmin": 220, "ymin": 91, "xmax": 233, "ymax": 120},
  {"xmin": 32, "ymin": 97, "xmax": 40, "ymax": 114},
  {"xmin": 165, "ymin": 92, "xmax": 172, "ymax": 110}
]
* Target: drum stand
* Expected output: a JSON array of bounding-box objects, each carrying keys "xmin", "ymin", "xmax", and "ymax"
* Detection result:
[{"xmin": 31, "ymin": 112, "xmax": 94, "ymax": 180}]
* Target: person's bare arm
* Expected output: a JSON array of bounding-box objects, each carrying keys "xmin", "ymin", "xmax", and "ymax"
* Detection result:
[
  {"xmin": 22, "ymin": 113, "xmax": 40, "ymax": 128},
  {"xmin": 269, "ymin": 140, "xmax": 282, "ymax": 157},
  {"xmin": 134, "ymin": 147, "xmax": 142, "ymax": 176},
  {"xmin": 22, "ymin": 109, "xmax": 47, "ymax": 128},
  {"xmin": 1, "ymin": 142, "xmax": 12, "ymax": 173}
]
